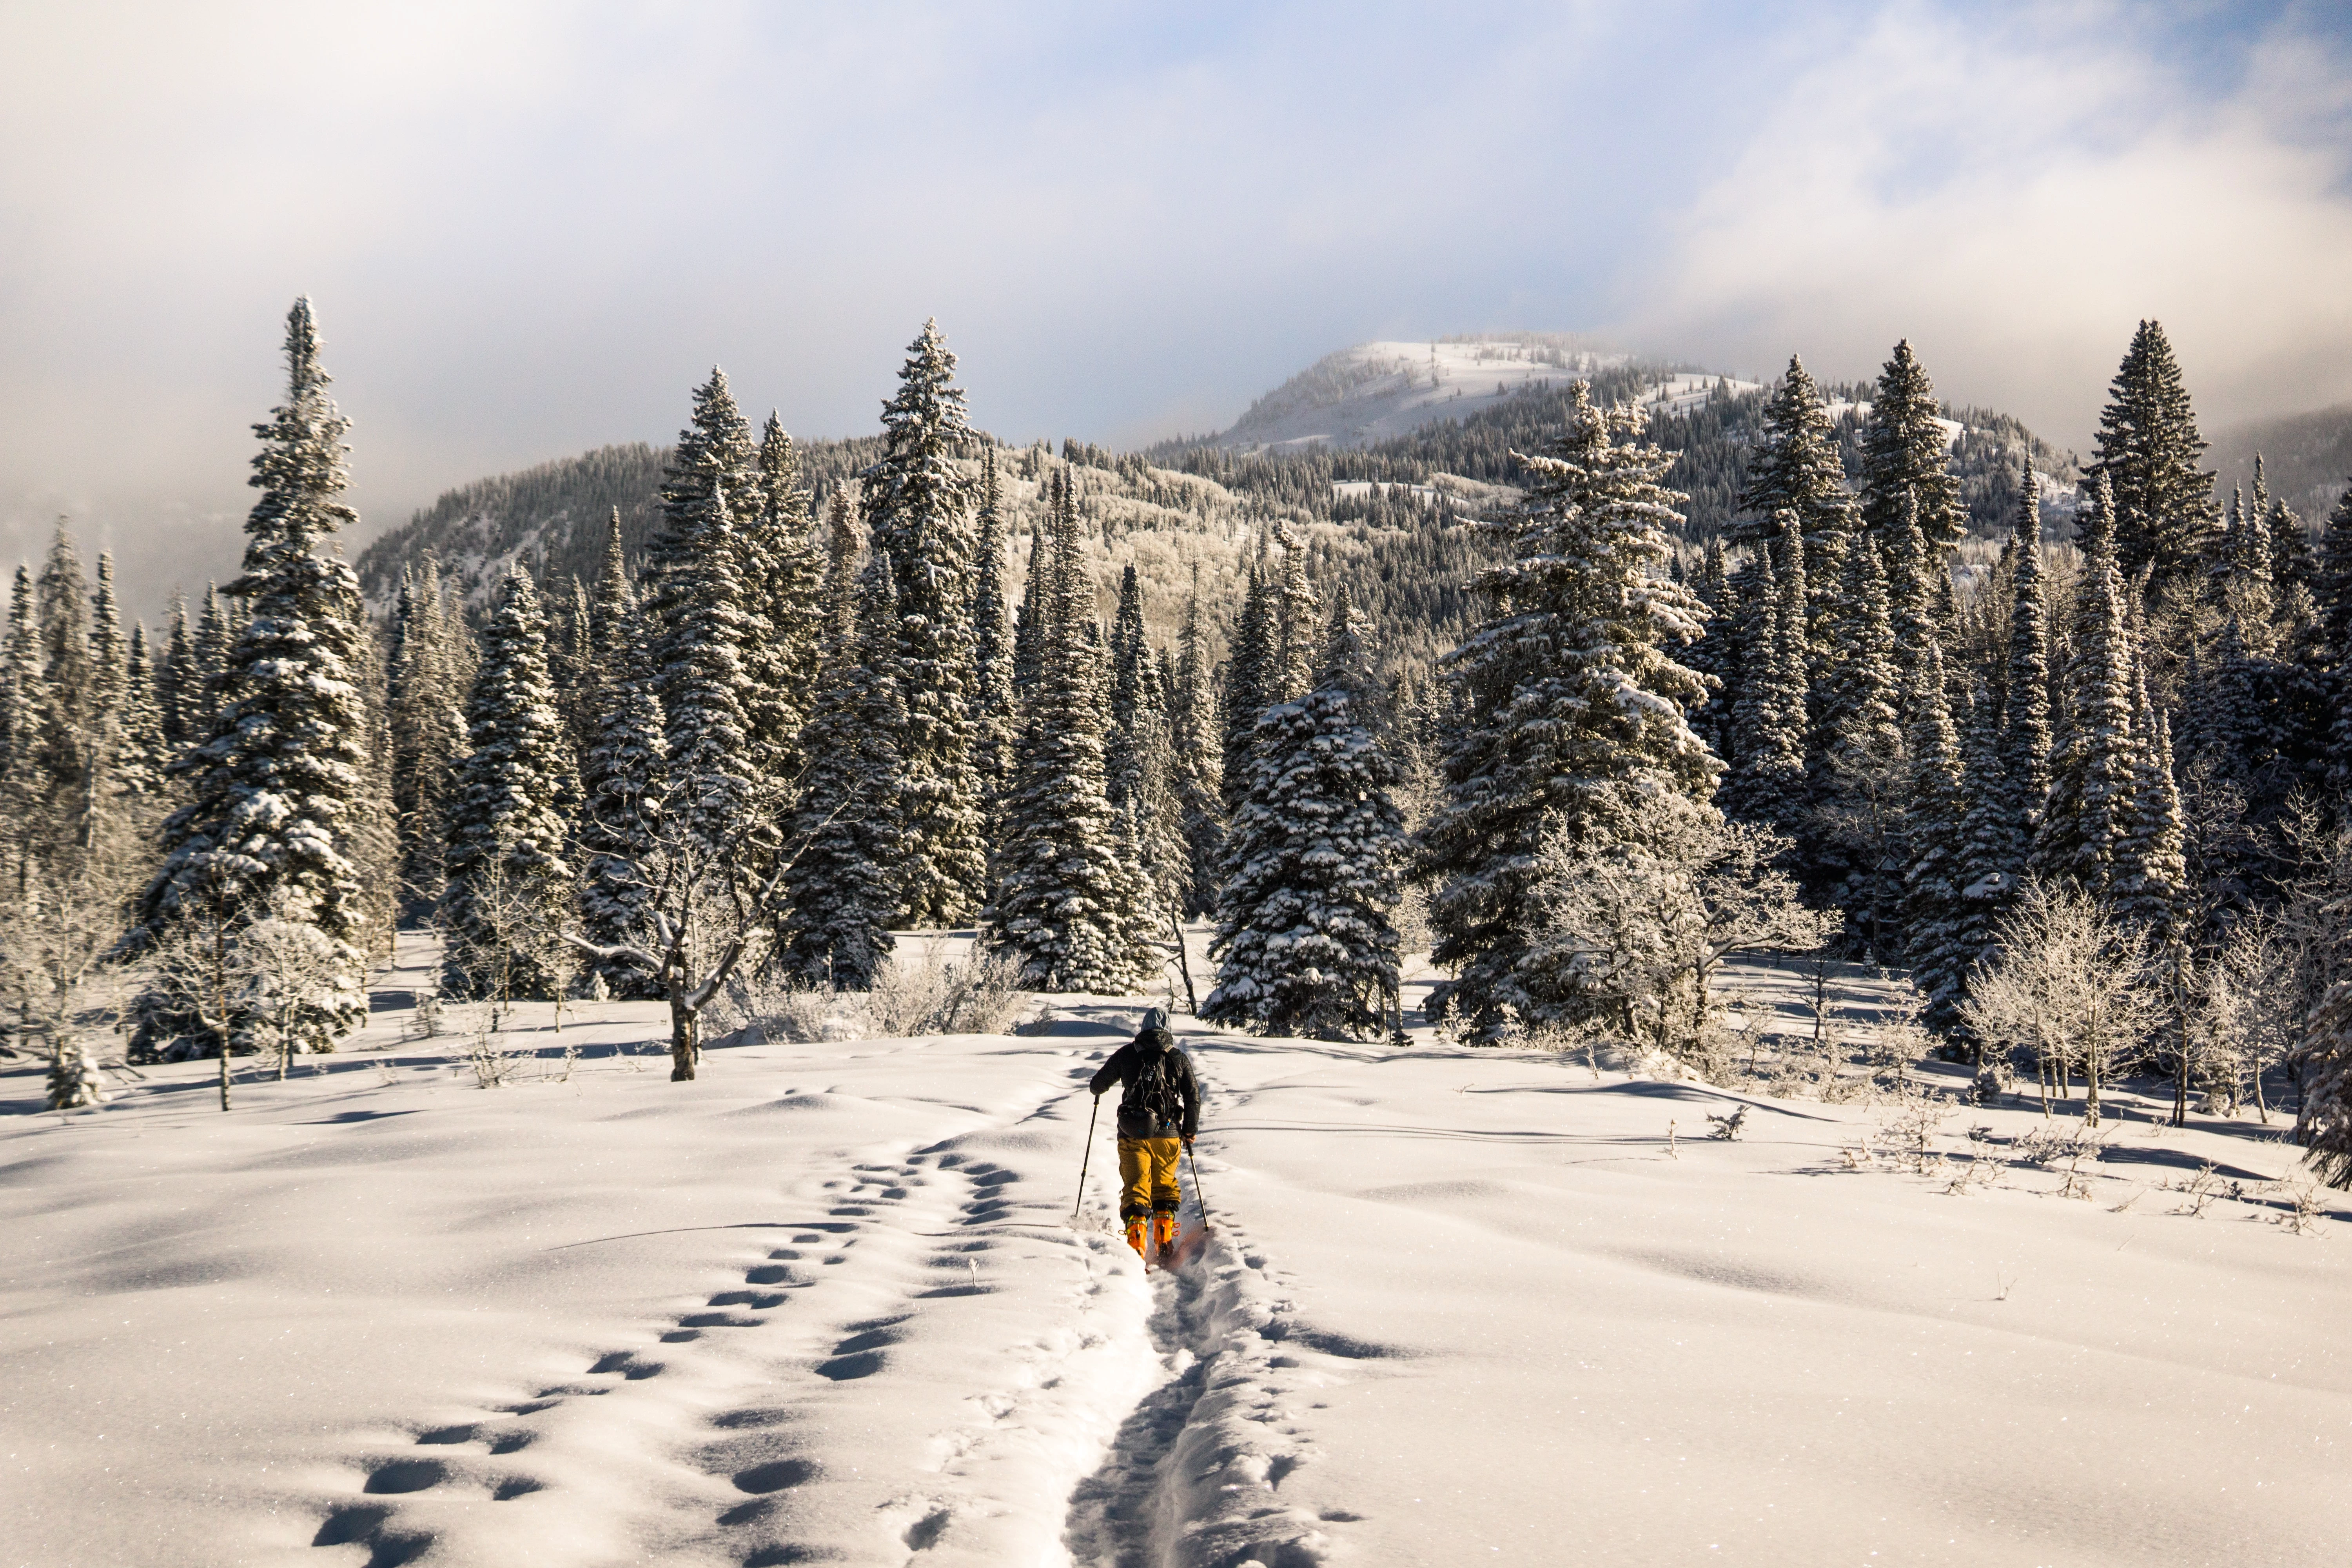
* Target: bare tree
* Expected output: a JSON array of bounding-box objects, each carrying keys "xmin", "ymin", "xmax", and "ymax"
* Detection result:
[
  {"xmin": 1530, "ymin": 810, "xmax": 1838, "ymax": 1066},
  {"xmin": 1959, "ymin": 878, "xmax": 2163, "ymax": 1127}
]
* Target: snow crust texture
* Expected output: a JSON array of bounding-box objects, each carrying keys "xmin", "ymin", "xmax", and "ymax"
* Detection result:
[{"xmin": 4, "ymin": 942, "xmax": 2349, "ymax": 1566}]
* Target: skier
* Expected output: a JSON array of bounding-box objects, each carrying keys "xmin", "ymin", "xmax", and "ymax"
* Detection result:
[{"xmin": 1089, "ymin": 1007, "xmax": 1201, "ymax": 1263}]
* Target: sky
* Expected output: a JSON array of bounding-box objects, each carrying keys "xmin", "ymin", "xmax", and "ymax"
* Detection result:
[{"xmin": 3, "ymin": 0, "xmax": 2348, "ymax": 615}]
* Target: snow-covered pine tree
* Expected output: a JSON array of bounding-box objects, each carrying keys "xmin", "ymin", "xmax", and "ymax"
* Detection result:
[
  {"xmin": 1900, "ymin": 633, "xmax": 1970, "ymax": 1029},
  {"xmin": 136, "ymin": 298, "xmax": 373, "ymax": 1056},
  {"xmin": 1997, "ymin": 473, "xmax": 2054, "ymax": 866},
  {"xmin": 192, "ymin": 583, "xmax": 233, "ymax": 707},
  {"xmin": 2033, "ymin": 477, "xmax": 2141, "ymax": 895},
  {"xmin": 1220, "ymin": 558, "xmax": 1276, "ymax": 817},
  {"xmin": 2089, "ymin": 320, "xmax": 2216, "ymax": 585},
  {"xmin": 1724, "ymin": 516, "xmax": 1808, "ymax": 831},
  {"xmin": 158, "ymin": 592, "xmax": 194, "ymax": 751},
  {"xmin": 778, "ymin": 521, "xmax": 905, "ymax": 988},
  {"xmin": 645, "ymin": 374, "xmax": 760, "ymax": 870},
  {"xmin": 866, "ymin": 319, "xmax": 987, "ymax": 925},
  {"xmin": 0, "ymin": 565, "xmax": 38, "ymax": 821},
  {"xmin": 116, "ymin": 623, "xmax": 170, "ymax": 798},
  {"xmin": 575, "ymin": 514, "xmax": 668, "ymax": 998},
  {"xmin": 89, "ymin": 552, "xmax": 125, "ymax": 725},
  {"xmin": 1168, "ymin": 575, "xmax": 1226, "ymax": 916},
  {"xmin": 983, "ymin": 469, "xmax": 1161, "ymax": 993},
  {"xmin": 386, "ymin": 558, "xmax": 470, "ymax": 909},
  {"xmin": 1858, "ymin": 339, "xmax": 1967, "ymax": 550},
  {"xmin": 1106, "ymin": 563, "xmax": 1150, "ymax": 811},
  {"xmin": 739, "ymin": 414, "xmax": 824, "ymax": 804},
  {"xmin": 34, "ymin": 527, "xmax": 96, "ymax": 799},
  {"xmin": 1269, "ymin": 519, "xmax": 1322, "ymax": 705},
  {"xmin": 1736, "ymin": 354, "xmax": 1854, "ymax": 710},
  {"xmin": 1817, "ymin": 534, "xmax": 1906, "ymax": 953},
  {"xmin": 970, "ymin": 449, "xmax": 1018, "ymax": 816},
  {"xmin": 439, "ymin": 566, "xmax": 578, "ymax": 1001},
  {"xmin": 1417, "ymin": 381, "xmax": 1718, "ymax": 1030},
  {"xmin": 2114, "ymin": 651, "xmax": 2186, "ymax": 931},
  {"xmin": 1207, "ymin": 586, "xmax": 1405, "ymax": 1038},
  {"xmin": 1952, "ymin": 671, "xmax": 2007, "ymax": 996}
]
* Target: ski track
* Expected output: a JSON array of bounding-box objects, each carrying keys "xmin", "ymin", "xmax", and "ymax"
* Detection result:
[{"xmin": 300, "ymin": 1022, "xmax": 1359, "ymax": 1568}]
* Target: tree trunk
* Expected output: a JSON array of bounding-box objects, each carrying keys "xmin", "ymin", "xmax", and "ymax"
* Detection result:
[
  {"xmin": 669, "ymin": 996, "xmax": 698, "ymax": 1082},
  {"xmin": 218, "ymin": 1037, "xmax": 231, "ymax": 1112}
]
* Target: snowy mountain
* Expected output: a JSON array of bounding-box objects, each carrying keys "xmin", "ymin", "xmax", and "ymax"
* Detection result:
[{"xmin": 1214, "ymin": 334, "xmax": 1652, "ymax": 450}]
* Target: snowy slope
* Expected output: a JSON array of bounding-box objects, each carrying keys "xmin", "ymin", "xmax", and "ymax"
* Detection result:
[
  {"xmin": 6, "ymin": 936, "xmax": 2347, "ymax": 1567},
  {"xmin": 1218, "ymin": 338, "xmax": 1638, "ymax": 451}
]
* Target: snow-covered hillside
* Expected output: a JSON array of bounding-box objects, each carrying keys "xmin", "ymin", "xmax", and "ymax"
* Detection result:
[
  {"xmin": 1218, "ymin": 337, "xmax": 1646, "ymax": 451},
  {"xmin": 5, "ymin": 935, "xmax": 2345, "ymax": 1567}
]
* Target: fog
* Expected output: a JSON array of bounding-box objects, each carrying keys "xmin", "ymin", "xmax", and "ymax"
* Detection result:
[{"xmin": 3, "ymin": 0, "xmax": 2346, "ymax": 615}]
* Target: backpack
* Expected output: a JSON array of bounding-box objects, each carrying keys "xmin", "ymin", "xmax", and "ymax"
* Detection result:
[{"xmin": 1130, "ymin": 1043, "xmax": 1184, "ymax": 1131}]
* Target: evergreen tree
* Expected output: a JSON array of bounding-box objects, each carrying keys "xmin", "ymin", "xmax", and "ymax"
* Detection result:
[
  {"xmin": 1816, "ymin": 534, "xmax": 1906, "ymax": 949},
  {"xmin": 970, "ymin": 450, "xmax": 1019, "ymax": 816},
  {"xmin": 984, "ymin": 470, "xmax": 1161, "ymax": 993},
  {"xmin": 1106, "ymin": 563, "xmax": 1150, "ymax": 810},
  {"xmin": 89, "ymin": 552, "xmax": 126, "ymax": 722},
  {"xmin": 1417, "ymin": 382, "xmax": 1718, "ymax": 1029},
  {"xmin": 575, "ymin": 515, "xmax": 667, "ymax": 998},
  {"xmin": 866, "ymin": 319, "xmax": 987, "ymax": 925},
  {"xmin": 136, "ymin": 298, "xmax": 373, "ymax": 1056},
  {"xmin": 192, "ymin": 583, "xmax": 233, "ymax": 708},
  {"xmin": 1167, "ymin": 575, "xmax": 1226, "ymax": 916},
  {"xmin": 386, "ymin": 556, "xmax": 470, "ymax": 908},
  {"xmin": 116, "ymin": 623, "xmax": 170, "ymax": 798},
  {"xmin": 2114, "ymin": 652, "xmax": 2186, "ymax": 930},
  {"xmin": 1998, "ymin": 474, "xmax": 2054, "ymax": 854},
  {"xmin": 2316, "ymin": 484, "xmax": 2352, "ymax": 672},
  {"xmin": 440, "ymin": 566, "xmax": 578, "ymax": 1001},
  {"xmin": 1220, "ymin": 559, "xmax": 1276, "ymax": 817},
  {"xmin": 35, "ymin": 526, "xmax": 96, "ymax": 799},
  {"xmin": 779, "ymin": 517, "xmax": 904, "ymax": 988},
  {"xmin": 1736, "ymin": 355, "xmax": 1854, "ymax": 705},
  {"xmin": 645, "ymin": 375, "xmax": 759, "ymax": 867},
  {"xmin": 1724, "ymin": 518, "xmax": 1808, "ymax": 830},
  {"xmin": 1268, "ymin": 518, "xmax": 1322, "ymax": 704},
  {"xmin": 1207, "ymin": 587, "xmax": 1405, "ymax": 1038},
  {"xmin": 158, "ymin": 592, "xmax": 195, "ymax": 751},
  {"xmin": 0, "ymin": 566, "xmax": 39, "ymax": 830},
  {"xmin": 2033, "ymin": 478, "xmax": 2141, "ymax": 895},
  {"xmin": 2089, "ymin": 320, "xmax": 2215, "ymax": 584},
  {"xmin": 740, "ymin": 414, "xmax": 824, "ymax": 803},
  {"xmin": 1858, "ymin": 340, "xmax": 1966, "ymax": 550},
  {"xmin": 1899, "ymin": 634, "xmax": 1970, "ymax": 1030}
]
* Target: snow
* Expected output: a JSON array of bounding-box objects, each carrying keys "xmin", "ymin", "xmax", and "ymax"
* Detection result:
[
  {"xmin": 1221, "ymin": 339, "xmax": 1635, "ymax": 452},
  {"xmin": 5, "ymin": 937, "xmax": 2347, "ymax": 1566}
]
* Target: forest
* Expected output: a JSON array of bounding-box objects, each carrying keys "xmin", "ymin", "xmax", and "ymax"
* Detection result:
[{"xmin": 6, "ymin": 301, "xmax": 2352, "ymax": 1195}]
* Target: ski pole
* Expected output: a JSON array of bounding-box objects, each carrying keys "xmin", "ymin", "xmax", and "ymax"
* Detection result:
[
  {"xmin": 1072, "ymin": 1093, "xmax": 1101, "ymax": 1220},
  {"xmin": 1185, "ymin": 1142, "xmax": 1213, "ymax": 1230}
]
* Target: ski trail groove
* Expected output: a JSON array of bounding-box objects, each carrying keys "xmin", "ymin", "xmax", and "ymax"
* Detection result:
[{"xmin": 1061, "ymin": 1042, "xmax": 1356, "ymax": 1568}]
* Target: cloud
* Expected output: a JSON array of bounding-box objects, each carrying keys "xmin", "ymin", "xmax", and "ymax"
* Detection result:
[{"xmin": 1621, "ymin": 1, "xmax": 2352, "ymax": 450}]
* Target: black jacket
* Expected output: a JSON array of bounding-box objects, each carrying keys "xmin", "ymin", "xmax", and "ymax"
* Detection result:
[{"xmin": 1088, "ymin": 1029, "xmax": 1200, "ymax": 1140}]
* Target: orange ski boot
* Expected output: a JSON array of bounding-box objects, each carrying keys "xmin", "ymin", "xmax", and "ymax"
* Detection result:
[
  {"xmin": 1152, "ymin": 1211, "xmax": 1179, "ymax": 1263},
  {"xmin": 1124, "ymin": 1216, "xmax": 1148, "ymax": 1260}
]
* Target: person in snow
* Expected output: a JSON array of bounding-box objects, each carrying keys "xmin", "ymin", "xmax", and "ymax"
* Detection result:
[{"xmin": 1089, "ymin": 1007, "xmax": 1201, "ymax": 1261}]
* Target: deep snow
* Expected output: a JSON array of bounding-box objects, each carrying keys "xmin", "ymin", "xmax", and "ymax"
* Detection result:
[{"xmin": 4, "ymin": 936, "xmax": 2347, "ymax": 1567}]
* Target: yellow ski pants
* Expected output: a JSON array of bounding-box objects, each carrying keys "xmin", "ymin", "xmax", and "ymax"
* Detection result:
[{"xmin": 1117, "ymin": 1136, "xmax": 1182, "ymax": 1220}]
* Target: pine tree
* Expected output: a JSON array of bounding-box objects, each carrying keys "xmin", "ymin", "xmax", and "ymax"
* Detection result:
[
  {"xmin": 1724, "ymin": 516, "xmax": 1808, "ymax": 831},
  {"xmin": 1417, "ymin": 381, "xmax": 1717, "ymax": 1028},
  {"xmin": 983, "ymin": 469, "xmax": 1161, "ymax": 993},
  {"xmin": 136, "ymin": 298, "xmax": 373, "ymax": 1056},
  {"xmin": 2033, "ymin": 478, "xmax": 2141, "ymax": 895},
  {"xmin": 1206, "ymin": 588, "xmax": 1405, "ymax": 1038},
  {"xmin": 440, "ymin": 566, "xmax": 579, "ymax": 1001},
  {"xmin": 116, "ymin": 623, "xmax": 170, "ymax": 797},
  {"xmin": 89, "ymin": 552, "xmax": 126, "ymax": 724},
  {"xmin": 1736, "ymin": 355, "xmax": 1854, "ymax": 697},
  {"xmin": 1817, "ymin": 534, "xmax": 1906, "ymax": 950},
  {"xmin": 2089, "ymin": 320, "xmax": 2215, "ymax": 584},
  {"xmin": 1952, "ymin": 672, "xmax": 2007, "ymax": 985},
  {"xmin": 1220, "ymin": 559, "xmax": 1276, "ymax": 817},
  {"xmin": 2114, "ymin": 652, "xmax": 2185, "ymax": 931},
  {"xmin": 970, "ymin": 449, "xmax": 1019, "ymax": 817},
  {"xmin": 1106, "ymin": 563, "xmax": 1150, "ymax": 810},
  {"xmin": 779, "ymin": 539, "xmax": 906, "ymax": 988},
  {"xmin": 1998, "ymin": 475, "xmax": 2054, "ymax": 850},
  {"xmin": 1168, "ymin": 575, "xmax": 1226, "ymax": 916},
  {"xmin": 192, "ymin": 583, "xmax": 233, "ymax": 708},
  {"xmin": 158, "ymin": 592, "xmax": 195, "ymax": 751},
  {"xmin": 739, "ymin": 414, "xmax": 825, "ymax": 804},
  {"xmin": 35, "ymin": 526, "xmax": 96, "ymax": 799},
  {"xmin": 2316, "ymin": 484, "xmax": 2352, "ymax": 671},
  {"xmin": 1900, "ymin": 634, "xmax": 1970, "ymax": 1030},
  {"xmin": 0, "ymin": 566, "xmax": 40, "ymax": 821},
  {"xmin": 575, "ymin": 516, "xmax": 668, "ymax": 998},
  {"xmin": 645, "ymin": 374, "xmax": 759, "ymax": 868},
  {"xmin": 1858, "ymin": 340, "xmax": 1966, "ymax": 550},
  {"xmin": 1268, "ymin": 518, "xmax": 1322, "ymax": 704},
  {"xmin": 866, "ymin": 319, "xmax": 987, "ymax": 925},
  {"xmin": 386, "ymin": 557, "xmax": 470, "ymax": 908}
]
